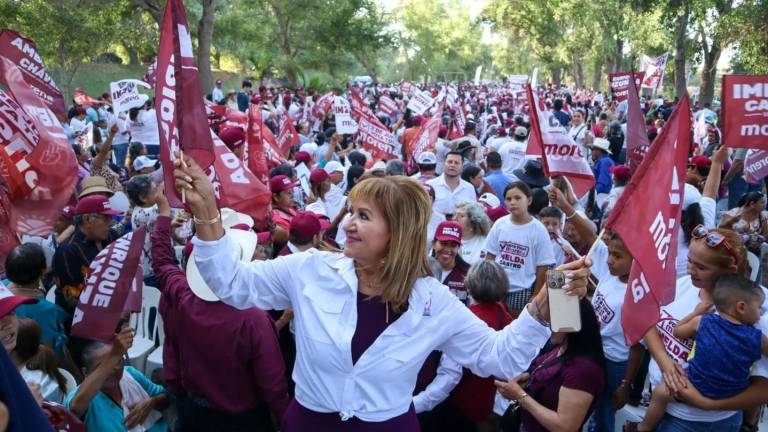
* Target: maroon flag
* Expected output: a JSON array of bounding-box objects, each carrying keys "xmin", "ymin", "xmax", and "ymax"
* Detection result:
[
  {"xmin": 608, "ymin": 71, "xmax": 644, "ymax": 102},
  {"xmin": 244, "ymin": 104, "xmax": 269, "ymax": 182},
  {"xmin": 155, "ymin": 0, "xmax": 215, "ymax": 208},
  {"xmin": 604, "ymin": 95, "xmax": 691, "ymax": 345},
  {"xmin": 0, "ymin": 30, "xmax": 65, "ymax": 118},
  {"xmin": 721, "ymin": 75, "xmax": 768, "ymax": 149},
  {"xmin": 525, "ymin": 84, "xmax": 595, "ymax": 197},
  {"xmin": 73, "ymin": 88, "xmax": 101, "ymax": 107},
  {"xmin": 311, "ymin": 92, "xmax": 334, "ymax": 125},
  {"xmin": 625, "ymin": 74, "xmax": 650, "ymax": 172},
  {"xmin": 357, "ymin": 110, "xmax": 398, "ymax": 161},
  {"xmin": 71, "ymin": 227, "xmax": 147, "ymax": 342},
  {"xmin": 123, "ymin": 268, "xmax": 143, "ymax": 314},
  {"xmin": 407, "ymin": 109, "xmax": 443, "ymax": 172},
  {"xmin": 276, "ymin": 113, "xmax": 299, "ymax": 156},
  {"xmin": 377, "ymin": 95, "xmax": 398, "ymax": 117},
  {"xmin": 0, "ymin": 57, "xmax": 77, "ymax": 238},
  {"xmin": 349, "ymin": 90, "xmax": 373, "ymax": 118}
]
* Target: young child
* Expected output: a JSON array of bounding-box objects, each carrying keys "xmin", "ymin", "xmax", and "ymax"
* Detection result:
[
  {"xmin": 483, "ymin": 181, "xmax": 555, "ymax": 314},
  {"xmin": 634, "ymin": 274, "xmax": 768, "ymax": 432},
  {"xmin": 538, "ymin": 206, "xmax": 578, "ymax": 266}
]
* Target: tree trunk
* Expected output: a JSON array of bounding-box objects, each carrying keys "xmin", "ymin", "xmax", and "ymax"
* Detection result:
[
  {"xmin": 551, "ymin": 67, "xmax": 562, "ymax": 86},
  {"xmin": 213, "ymin": 47, "xmax": 221, "ymax": 70},
  {"xmin": 592, "ymin": 57, "xmax": 604, "ymax": 91},
  {"xmin": 197, "ymin": 0, "xmax": 215, "ymax": 96},
  {"xmin": 614, "ymin": 37, "xmax": 624, "ymax": 72},
  {"xmin": 133, "ymin": 0, "xmax": 163, "ymax": 26},
  {"xmin": 674, "ymin": 3, "xmax": 690, "ymax": 99},
  {"xmin": 57, "ymin": 45, "xmax": 70, "ymax": 105},
  {"xmin": 125, "ymin": 45, "xmax": 139, "ymax": 65},
  {"xmin": 698, "ymin": 1, "xmax": 732, "ymax": 105}
]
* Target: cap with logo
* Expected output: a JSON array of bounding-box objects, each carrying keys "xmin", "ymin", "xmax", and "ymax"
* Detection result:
[
  {"xmin": 434, "ymin": 220, "xmax": 463, "ymax": 244},
  {"xmin": 132, "ymin": 155, "xmax": 157, "ymax": 171},
  {"xmin": 74, "ymin": 194, "xmax": 122, "ymax": 216},
  {"xmin": 269, "ymin": 175, "xmax": 297, "ymax": 193},
  {"xmin": 417, "ymin": 152, "xmax": 437, "ymax": 165}
]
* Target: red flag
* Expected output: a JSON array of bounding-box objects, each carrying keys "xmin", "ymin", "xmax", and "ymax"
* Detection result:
[
  {"xmin": 407, "ymin": 108, "xmax": 443, "ymax": 172},
  {"xmin": 244, "ymin": 104, "xmax": 269, "ymax": 182},
  {"xmin": 349, "ymin": 90, "xmax": 373, "ymax": 118},
  {"xmin": 625, "ymin": 73, "xmax": 651, "ymax": 172},
  {"xmin": 155, "ymin": 0, "xmax": 216, "ymax": 208},
  {"xmin": 209, "ymin": 130, "xmax": 272, "ymax": 229},
  {"xmin": 604, "ymin": 95, "xmax": 691, "ymax": 345},
  {"xmin": 0, "ymin": 57, "xmax": 77, "ymax": 237},
  {"xmin": 525, "ymin": 84, "xmax": 595, "ymax": 197},
  {"xmin": 71, "ymin": 227, "xmax": 147, "ymax": 342},
  {"xmin": 277, "ymin": 113, "xmax": 299, "ymax": 156},
  {"xmin": 357, "ymin": 110, "xmax": 398, "ymax": 161},
  {"xmin": 311, "ymin": 92, "xmax": 334, "ymax": 125},
  {"xmin": 73, "ymin": 88, "xmax": 101, "ymax": 107},
  {"xmin": 721, "ymin": 75, "xmax": 768, "ymax": 150},
  {"xmin": 0, "ymin": 30, "xmax": 66, "ymax": 118},
  {"xmin": 377, "ymin": 95, "xmax": 398, "ymax": 117},
  {"xmin": 608, "ymin": 71, "xmax": 644, "ymax": 102}
]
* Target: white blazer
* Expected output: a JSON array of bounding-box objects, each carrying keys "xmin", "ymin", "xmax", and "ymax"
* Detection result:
[{"xmin": 193, "ymin": 233, "xmax": 551, "ymax": 422}]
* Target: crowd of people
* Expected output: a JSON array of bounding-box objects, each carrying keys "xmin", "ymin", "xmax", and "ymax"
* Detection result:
[{"xmin": 1, "ymin": 75, "xmax": 767, "ymax": 432}]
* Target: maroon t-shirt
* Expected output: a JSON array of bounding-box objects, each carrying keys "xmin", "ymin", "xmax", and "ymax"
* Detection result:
[{"xmin": 521, "ymin": 348, "xmax": 605, "ymax": 432}]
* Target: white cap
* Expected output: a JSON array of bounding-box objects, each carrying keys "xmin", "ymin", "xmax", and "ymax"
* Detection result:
[
  {"xmin": 187, "ymin": 229, "xmax": 257, "ymax": 302},
  {"xmin": 683, "ymin": 183, "xmax": 702, "ymax": 210},
  {"xmin": 299, "ymin": 141, "xmax": 319, "ymax": 154},
  {"xmin": 323, "ymin": 160, "xmax": 344, "ymax": 174},
  {"xmin": 478, "ymin": 192, "xmax": 501, "ymax": 209},
  {"xmin": 416, "ymin": 151, "xmax": 437, "ymax": 165},
  {"xmin": 133, "ymin": 155, "xmax": 156, "ymax": 171},
  {"xmin": 370, "ymin": 160, "xmax": 386, "ymax": 171}
]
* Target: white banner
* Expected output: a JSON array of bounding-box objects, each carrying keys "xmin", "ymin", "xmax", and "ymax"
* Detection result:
[
  {"xmin": 109, "ymin": 79, "xmax": 150, "ymax": 114},
  {"xmin": 641, "ymin": 53, "xmax": 669, "ymax": 91},
  {"xmin": 474, "ymin": 65, "xmax": 483, "ymax": 85},
  {"xmin": 406, "ymin": 89, "xmax": 434, "ymax": 115},
  {"xmin": 333, "ymin": 96, "xmax": 358, "ymax": 134},
  {"xmin": 509, "ymin": 74, "xmax": 528, "ymax": 91}
]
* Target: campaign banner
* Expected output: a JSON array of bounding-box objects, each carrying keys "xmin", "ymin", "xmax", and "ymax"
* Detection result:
[
  {"xmin": 605, "ymin": 95, "xmax": 691, "ymax": 345},
  {"xmin": 348, "ymin": 90, "xmax": 372, "ymax": 118},
  {"xmin": 744, "ymin": 149, "xmax": 768, "ymax": 184},
  {"xmin": 0, "ymin": 57, "xmax": 77, "ymax": 238},
  {"xmin": 407, "ymin": 110, "xmax": 442, "ymax": 172},
  {"xmin": 721, "ymin": 75, "xmax": 768, "ymax": 149},
  {"xmin": 474, "ymin": 65, "xmax": 483, "ymax": 85},
  {"xmin": 406, "ymin": 90, "xmax": 434, "ymax": 115},
  {"xmin": 641, "ymin": 53, "xmax": 669, "ymax": 91},
  {"xmin": 608, "ymin": 71, "xmax": 645, "ymax": 102},
  {"xmin": 0, "ymin": 30, "xmax": 65, "ymax": 117},
  {"xmin": 311, "ymin": 91, "xmax": 334, "ymax": 124},
  {"xmin": 75, "ymin": 122, "xmax": 94, "ymax": 151},
  {"xmin": 357, "ymin": 110, "xmax": 398, "ymax": 161},
  {"xmin": 110, "ymin": 79, "xmax": 150, "ymax": 114},
  {"xmin": 71, "ymin": 227, "xmax": 147, "ymax": 342},
  {"xmin": 243, "ymin": 103, "xmax": 269, "ymax": 182},
  {"xmin": 377, "ymin": 94, "xmax": 398, "ymax": 118},
  {"xmin": 625, "ymin": 74, "xmax": 651, "ymax": 172},
  {"xmin": 508, "ymin": 74, "xmax": 528, "ymax": 91},
  {"xmin": 401, "ymin": 82, "xmax": 413, "ymax": 95},
  {"xmin": 276, "ymin": 112, "xmax": 299, "ymax": 156},
  {"xmin": 525, "ymin": 84, "xmax": 595, "ymax": 197},
  {"xmin": 155, "ymin": 0, "xmax": 216, "ymax": 208},
  {"xmin": 333, "ymin": 96, "xmax": 358, "ymax": 134}
]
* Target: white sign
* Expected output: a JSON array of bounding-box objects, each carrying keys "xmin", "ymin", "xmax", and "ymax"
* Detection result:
[
  {"xmin": 333, "ymin": 96, "xmax": 358, "ymax": 134},
  {"xmin": 109, "ymin": 79, "xmax": 150, "ymax": 114},
  {"xmin": 406, "ymin": 90, "xmax": 434, "ymax": 115}
]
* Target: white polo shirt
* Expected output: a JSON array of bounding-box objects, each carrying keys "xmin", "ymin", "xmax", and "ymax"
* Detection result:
[
  {"xmin": 193, "ymin": 234, "xmax": 551, "ymax": 422},
  {"xmin": 427, "ymin": 174, "xmax": 477, "ymax": 216}
]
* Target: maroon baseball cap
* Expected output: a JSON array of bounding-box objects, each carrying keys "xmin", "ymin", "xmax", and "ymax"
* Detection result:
[
  {"xmin": 434, "ymin": 221, "xmax": 463, "ymax": 244},
  {"xmin": 309, "ymin": 168, "xmax": 329, "ymax": 185},
  {"xmin": 0, "ymin": 284, "xmax": 36, "ymax": 318},
  {"xmin": 61, "ymin": 205, "xmax": 75, "ymax": 218},
  {"xmin": 289, "ymin": 211, "xmax": 330, "ymax": 243},
  {"xmin": 690, "ymin": 155, "xmax": 711, "ymax": 169},
  {"xmin": 74, "ymin": 194, "xmax": 121, "ymax": 216},
  {"xmin": 609, "ymin": 164, "xmax": 632, "ymax": 183},
  {"xmin": 256, "ymin": 231, "xmax": 273, "ymax": 244},
  {"xmin": 269, "ymin": 175, "xmax": 297, "ymax": 193},
  {"xmin": 294, "ymin": 151, "xmax": 312, "ymax": 165},
  {"xmin": 218, "ymin": 127, "xmax": 245, "ymax": 151}
]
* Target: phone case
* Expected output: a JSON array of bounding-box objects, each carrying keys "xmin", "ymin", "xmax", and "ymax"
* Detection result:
[{"xmin": 547, "ymin": 270, "xmax": 581, "ymax": 332}]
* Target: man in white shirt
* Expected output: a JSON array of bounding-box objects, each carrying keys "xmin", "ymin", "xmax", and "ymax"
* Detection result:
[
  {"xmin": 427, "ymin": 152, "xmax": 477, "ymax": 218},
  {"xmin": 487, "ymin": 126, "xmax": 512, "ymax": 152},
  {"xmin": 323, "ymin": 161, "xmax": 347, "ymax": 220},
  {"xmin": 211, "ymin": 79, "xmax": 224, "ymax": 103},
  {"xmin": 498, "ymin": 126, "xmax": 528, "ymax": 178}
]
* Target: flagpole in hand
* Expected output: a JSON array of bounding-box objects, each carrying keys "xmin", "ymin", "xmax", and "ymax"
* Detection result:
[{"xmin": 180, "ymin": 150, "xmax": 187, "ymax": 203}]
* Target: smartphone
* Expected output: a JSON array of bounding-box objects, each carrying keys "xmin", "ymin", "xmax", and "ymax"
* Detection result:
[{"xmin": 547, "ymin": 270, "xmax": 581, "ymax": 333}]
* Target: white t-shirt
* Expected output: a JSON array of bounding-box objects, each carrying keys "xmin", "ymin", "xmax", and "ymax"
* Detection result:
[
  {"xmin": 129, "ymin": 110, "xmax": 159, "ymax": 145},
  {"xmin": 435, "ymin": 138, "xmax": 450, "ymax": 175},
  {"xmin": 590, "ymin": 240, "xmax": 630, "ymax": 362},
  {"xmin": 648, "ymin": 276, "xmax": 768, "ymax": 422},
  {"xmin": 675, "ymin": 197, "xmax": 717, "ymax": 279},
  {"xmin": 460, "ymin": 235, "xmax": 487, "ymax": 265},
  {"xmin": 20, "ymin": 367, "xmax": 65, "ymax": 404},
  {"xmin": 488, "ymin": 136, "xmax": 512, "ymax": 152},
  {"xmin": 484, "ymin": 217, "xmax": 555, "ymax": 292},
  {"xmin": 498, "ymin": 140, "xmax": 527, "ymax": 178}
]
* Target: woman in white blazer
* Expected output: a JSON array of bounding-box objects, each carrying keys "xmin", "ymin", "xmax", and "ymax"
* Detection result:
[{"xmin": 173, "ymin": 153, "xmax": 590, "ymax": 431}]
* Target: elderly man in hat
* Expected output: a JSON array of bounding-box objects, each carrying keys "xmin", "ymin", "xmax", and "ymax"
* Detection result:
[
  {"xmin": 590, "ymin": 138, "xmax": 615, "ymax": 195},
  {"xmin": 150, "ymin": 190, "xmax": 290, "ymax": 431}
]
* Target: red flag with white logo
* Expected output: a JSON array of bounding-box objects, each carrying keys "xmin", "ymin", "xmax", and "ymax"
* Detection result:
[
  {"xmin": 721, "ymin": 75, "xmax": 768, "ymax": 150},
  {"xmin": 71, "ymin": 227, "xmax": 147, "ymax": 342},
  {"xmin": 0, "ymin": 57, "xmax": 77, "ymax": 238},
  {"xmin": 525, "ymin": 84, "xmax": 595, "ymax": 197},
  {"xmin": 0, "ymin": 30, "xmax": 66, "ymax": 118},
  {"xmin": 377, "ymin": 95, "xmax": 398, "ymax": 118},
  {"xmin": 625, "ymin": 73, "xmax": 651, "ymax": 172},
  {"xmin": 155, "ymin": 0, "xmax": 215, "ymax": 208},
  {"xmin": 277, "ymin": 112, "xmax": 299, "ymax": 156},
  {"xmin": 408, "ymin": 106, "xmax": 444, "ymax": 172},
  {"xmin": 357, "ymin": 110, "xmax": 398, "ymax": 161},
  {"xmin": 244, "ymin": 103, "xmax": 270, "ymax": 182},
  {"xmin": 604, "ymin": 95, "xmax": 691, "ymax": 345}
]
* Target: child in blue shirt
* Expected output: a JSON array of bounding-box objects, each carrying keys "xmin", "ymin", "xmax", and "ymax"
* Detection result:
[{"xmin": 634, "ymin": 274, "xmax": 768, "ymax": 431}]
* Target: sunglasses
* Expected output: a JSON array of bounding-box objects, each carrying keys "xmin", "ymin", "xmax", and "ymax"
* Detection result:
[{"xmin": 691, "ymin": 225, "xmax": 739, "ymax": 265}]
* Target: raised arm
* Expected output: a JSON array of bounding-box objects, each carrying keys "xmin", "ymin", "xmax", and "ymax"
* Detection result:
[
  {"xmin": 549, "ymin": 188, "xmax": 597, "ymax": 246},
  {"xmin": 150, "ymin": 189, "xmax": 187, "ymax": 293},
  {"xmin": 92, "ymin": 124, "xmax": 118, "ymax": 170},
  {"xmin": 703, "ymin": 145, "xmax": 727, "ymax": 200}
]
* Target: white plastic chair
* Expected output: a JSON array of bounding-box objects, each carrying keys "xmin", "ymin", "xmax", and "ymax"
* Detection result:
[
  {"xmin": 45, "ymin": 287, "xmax": 56, "ymax": 303},
  {"xmin": 748, "ymin": 251, "xmax": 760, "ymax": 282},
  {"xmin": 145, "ymin": 312, "xmax": 165, "ymax": 378},
  {"xmin": 58, "ymin": 368, "xmax": 77, "ymax": 394},
  {"xmin": 128, "ymin": 285, "xmax": 161, "ymax": 372}
]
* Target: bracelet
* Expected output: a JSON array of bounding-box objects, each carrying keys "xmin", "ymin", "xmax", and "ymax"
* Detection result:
[
  {"xmin": 518, "ymin": 392, "xmax": 529, "ymax": 402},
  {"xmin": 193, "ymin": 210, "xmax": 221, "ymax": 226},
  {"xmin": 565, "ymin": 209, "xmax": 577, "ymax": 219},
  {"xmin": 529, "ymin": 301, "xmax": 550, "ymax": 327}
]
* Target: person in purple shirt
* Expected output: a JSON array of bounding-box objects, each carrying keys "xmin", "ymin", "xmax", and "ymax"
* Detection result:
[
  {"xmin": 150, "ymin": 190, "xmax": 290, "ymax": 431},
  {"xmin": 590, "ymin": 138, "xmax": 615, "ymax": 195}
]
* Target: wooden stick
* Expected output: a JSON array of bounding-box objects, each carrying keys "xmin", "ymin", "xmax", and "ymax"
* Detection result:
[
  {"xmin": 180, "ymin": 150, "xmax": 187, "ymax": 204},
  {"xmin": 584, "ymin": 228, "xmax": 606, "ymax": 262}
]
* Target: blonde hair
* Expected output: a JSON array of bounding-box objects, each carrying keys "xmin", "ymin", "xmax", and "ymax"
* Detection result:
[
  {"xmin": 693, "ymin": 228, "xmax": 749, "ymax": 278},
  {"xmin": 348, "ymin": 176, "xmax": 433, "ymax": 312}
]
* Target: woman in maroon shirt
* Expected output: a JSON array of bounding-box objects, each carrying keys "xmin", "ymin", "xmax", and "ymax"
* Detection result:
[
  {"xmin": 429, "ymin": 221, "xmax": 471, "ymax": 304},
  {"xmin": 496, "ymin": 299, "xmax": 606, "ymax": 432}
]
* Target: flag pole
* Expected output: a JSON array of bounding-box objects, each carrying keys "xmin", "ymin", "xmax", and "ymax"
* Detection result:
[{"xmin": 180, "ymin": 150, "xmax": 187, "ymax": 203}]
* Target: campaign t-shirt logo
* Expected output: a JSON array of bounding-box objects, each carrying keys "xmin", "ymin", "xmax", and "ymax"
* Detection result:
[
  {"xmin": 592, "ymin": 291, "xmax": 615, "ymax": 324},
  {"xmin": 656, "ymin": 310, "xmax": 694, "ymax": 363},
  {"xmin": 497, "ymin": 241, "xmax": 529, "ymax": 270}
]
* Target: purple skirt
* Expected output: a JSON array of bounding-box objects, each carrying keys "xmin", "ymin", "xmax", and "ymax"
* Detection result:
[{"xmin": 282, "ymin": 400, "xmax": 421, "ymax": 432}]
